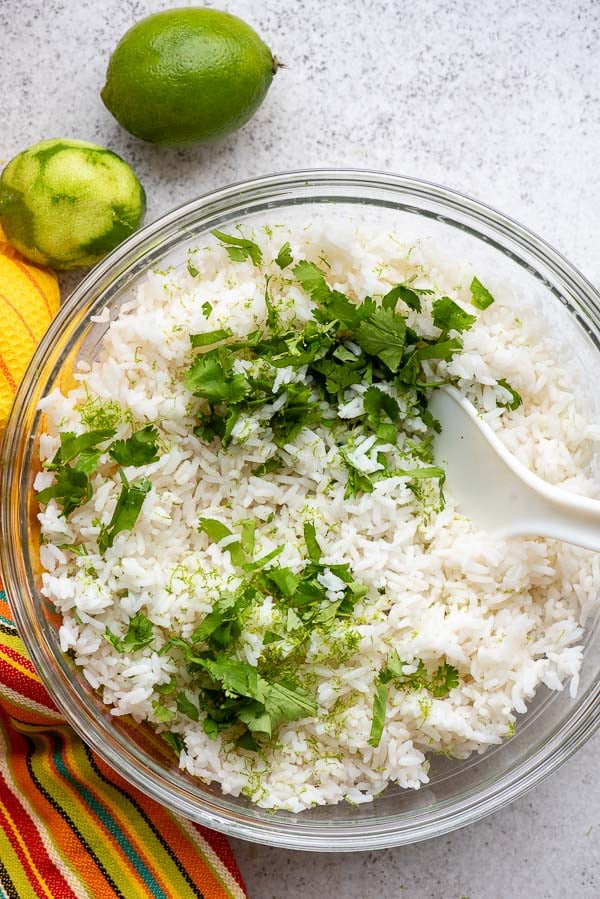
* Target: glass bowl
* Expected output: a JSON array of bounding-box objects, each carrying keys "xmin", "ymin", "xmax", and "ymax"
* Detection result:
[{"xmin": 1, "ymin": 170, "xmax": 599, "ymax": 851}]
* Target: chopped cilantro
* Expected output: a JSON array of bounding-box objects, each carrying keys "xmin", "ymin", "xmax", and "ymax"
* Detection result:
[
  {"xmin": 251, "ymin": 457, "xmax": 281, "ymax": 477},
  {"xmin": 470, "ymin": 276, "xmax": 495, "ymax": 310},
  {"xmin": 414, "ymin": 337, "xmax": 463, "ymax": 361},
  {"xmin": 356, "ymin": 307, "xmax": 406, "ymax": 372},
  {"xmin": 368, "ymin": 681, "xmax": 388, "ymax": 748},
  {"xmin": 196, "ymin": 656, "xmax": 317, "ymax": 739},
  {"xmin": 187, "ymin": 259, "xmax": 199, "ymax": 278},
  {"xmin": 97, "ymin": 476, "xmax": 151, "ymax": 554},
  {"xmin": 48, "ymin": 429, "xmax": 116, "ymax": 467},
  {"xmin": 198, "ymin": 517, "xmax": 246, "ymax": 567},
  {"xmin": 201, "ymin": 301, "xmax": 213, "ymax": 318},
  {"xmin": 369, "ymin": 653, "xmax": 459, "ymax": 746},
  {"xmin": 292, "ymin": 260, "xmax": 331, "ymax": 303},
  {"xmin": 432, "ymin": 297, "xmax": 476, "ymax": 334},
  {"xmin": 303, "ymin": 521, "xmax": 322, "ymax": 563},
  {"xmin": 382, "ymin": 284, "xmax": 422, "ymax": 313},
  {"xmin": 240, "ymin": 519, "xmax": 256, "ymax": 557},
  {"xmin": 190, "ymin": 328, "xmax": 233, "ymax": 348},
  {"xmin": 162, "ymin": 731, "xmax": 185, "ymax": 754},
  {"xmin": 212, "ymin": 229, "xmax": 263, "ymax": 266},
  {"xmin": 105, "ymin": 610, "xmax": 154, "ymax": 652},
  {"xmin": 176, "ymin": 692, "xmax": 200, "ymax": 721},
  {"xmin": 152, "ymin": 702, "xmax": 176, "ymax": 724},
  {"xmin": 37, "ymin": 467, "xmax": 92, "ymax": 517},
  {"xmin": 428, "ymin": 662, "xmax": 460, "ymax": 698},
  {"xmin": 275, "ymin": 241, "xmax": 293, "ymax": 269},
  {"xmin": 109, "ymin": 425, "xmax": 160, "ymax": 467},
  {"xmin": 496, "ymin": 378, "xmax": 522, "ymax": 411},
  {"xmin": 264, "ymin": 276, "xmax": 278, "ymax": 330},
  {"xmin": 184, "ymin": 349, "xmax": 249, "ymax": 404}
]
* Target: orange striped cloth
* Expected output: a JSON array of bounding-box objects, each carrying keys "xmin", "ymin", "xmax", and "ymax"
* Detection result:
[{"xmin": 0, "ymin": 588, "xmax": 247, "ymax": 899}]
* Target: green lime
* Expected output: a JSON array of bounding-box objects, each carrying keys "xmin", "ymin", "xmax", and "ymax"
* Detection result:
[
  {"xmin": 0, "ymin": 139, "xmax": 146, "ymax": 270},
  {"xmin": 101, "ymin": 8, "xmax": 278, "ymax": 146}
]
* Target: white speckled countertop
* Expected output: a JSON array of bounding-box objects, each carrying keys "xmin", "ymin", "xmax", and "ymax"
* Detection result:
[{"xmin": 2, "ymin": 1, "xmax": 599, "ymax": 895}]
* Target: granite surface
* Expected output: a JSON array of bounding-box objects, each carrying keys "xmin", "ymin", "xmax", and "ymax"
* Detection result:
[{"xmin": 1, "ymin": 0, "xmax": 599, "ymax": 896}]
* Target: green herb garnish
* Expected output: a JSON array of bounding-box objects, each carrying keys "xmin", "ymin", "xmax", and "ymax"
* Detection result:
[
  {"xmin": 275, "ymin": 241, "xmax": 293, "ymax": 269},
  {"xmin": 469, "ymin": 276, "xmax": 495, "ymax": 310},
  {"xmin": 496, "ymin": 378, "xmax": 522, "ymax": 411},
  {"xmin": 105, "ymin": 610, "xmax": 154, "ymax": 652},
  {"xmin": 432, "ymin": 297, "xmax": 477, "ymax": 334},
  {"xmin": 98, "ymin": 474, "xmax": 151, "ymax": 554},
  {"xmin": 368, "ymin": 652, "xmax": 460, "ymax": 747},
  {"xmin": 37, "ymin": 467, "xmax": 93, "ymax": 517},
  {"xmin": 212, "ymin": 229, "xmax": 263, "ymax": 266},
  {"xmin": 109, "ymin": 425, "xmax": 160, "ymax": 467}
]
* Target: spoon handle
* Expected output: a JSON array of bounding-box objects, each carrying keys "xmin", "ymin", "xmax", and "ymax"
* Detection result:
[{"xmin": 430, "ymin": 386, "xmax": 600, "ymax": 552}]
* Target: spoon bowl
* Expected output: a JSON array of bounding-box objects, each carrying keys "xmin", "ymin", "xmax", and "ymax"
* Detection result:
[{"xmin": 430, "ymin": 385, "xmax": 600, "ymax": 552}]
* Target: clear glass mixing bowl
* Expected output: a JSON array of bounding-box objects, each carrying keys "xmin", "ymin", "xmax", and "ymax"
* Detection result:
[{"xmin": 1, "ymin": 171, "xmax": 599, "ymax": 850}]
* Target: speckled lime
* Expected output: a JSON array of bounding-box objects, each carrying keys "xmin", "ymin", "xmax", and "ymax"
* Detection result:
[
  {"xmin": 0, "ymin": 139, "xmax": 146, "ymax": 270},
  {"xmin": 101, "ymin": 8, "xmax": 277, "ymax": 146}
]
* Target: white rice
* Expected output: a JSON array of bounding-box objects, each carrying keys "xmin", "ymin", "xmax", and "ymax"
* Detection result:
[{"xmin": 36, "ymin": 222, "xmax": 600, "ymax": 812}]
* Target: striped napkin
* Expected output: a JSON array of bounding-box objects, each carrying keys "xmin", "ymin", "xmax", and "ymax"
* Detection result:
[{"xmin": 0, "ymin": 588, "xmax": 247, "ymax": 899}]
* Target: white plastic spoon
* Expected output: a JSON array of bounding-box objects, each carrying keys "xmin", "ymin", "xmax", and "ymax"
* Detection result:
[{"xmin": 429, "ymin": 385, "xmax": 600, "ymax": 551}]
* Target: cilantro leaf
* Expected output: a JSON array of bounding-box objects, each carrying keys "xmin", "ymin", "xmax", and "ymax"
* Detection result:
[
  {"xmin": 212, "ymin": 229, "xmax": 263, "ymax": 266},
  {"xmin": 496, "ymin": 378, "xmax": 522, "ymax": 411},
  {"xmin": 190, "ymin": 328, "xmax": 233, "ymax": 348},
  {"xmin": 109, "ymin": 425, "xmax": 160, "ymax": 467},
  {"xmin": 415, "ymin": 337, "xmax": 463, "ymax": 361},
  {"xmin": 75, "ymin": 448, "xmax": 103, "ymax": 476},
  {"xmin": 470, "ymin": 276, "xmax": 495, "ymax": 310},
  {"xmin": 264, "ymin": 276, "xmax": 278, "ymax": 330},
  {"xmin": 263, "ymin": 631, "xmax": 284, "ymax": 645},
  {"xmin": 368, "ymin": 681, "xmax": 388, "ymax": 748},
  {"xmin": 251, "ymin": 457, "xmax": 282, "ymax": 477},
  {"xmin": 176, "ymin": 692, "xmax": 200, "ymax": 721},
  {"xmin": 303, "ymin": 521, "xmax": 322, "ymax": 563},
  {"xmin": 293, "ymin": 260, "xmax": 366, "ymax": 329},
  {"xmin": 49, "ymin": 428, "xmax": 116, "ymax": 468},
  {"xmin": 376, "ymin": 652, "xmax": 459, "ymax": 700},
  {"xmin": 311, "ymin": 358, "xmax": 362, "ymax": 395},
  {"xmin": 428, "ymin": 662, "xmax": 459, "ymax": 698},
  {"xmin": 240, "ymin": 519, "xmax": 256, "ymax": 557},
  {"xmin": 363, "ymin": 385, "xmax": 400, "ymax": 425},
  {"xmin": 198, "ymin": 518, "xmax": 246, "ymax": 567},
  {"xmin": 395, "ymin": 465, "xmax": 445, "ymax": 482},
  {"xmin": 187, "ymin": 259, "xmax": 199, "ymax": 278},
  {"xmin": 105, "ymin": 611, "xmax": 154, "ymax": 652},
  {"xmin": 191, "ymin": 587, "xmax": 256, "ymax": 649},
  {"xmin": 292, "ymin": 260, "xmax": 331, "ymax": 303},
  {"xmin": 184, "ymin": 349, "xmax": 249, "ymax": 404},
  {"xmin": 269, "ymin": 382, "xmax": 322, "ymax": 447},
  {"xmin": 152, "ymin": 702, "xmax": 176, "ymax": 724},
  {"xmin": 275, "ymin": 241, "xmax": 293, "ymax": 269},
  {"xmin": 356, "ymin": 307, "xmax": 407, "ymax": 372},
  {"xmin": 242, "ymin": 544, "xmax": 284, "ymax": 572},
  {"xmin": 432, "ymin": 297, "xmax": 476, "ymax": 334},
  {"xmin": 97, "ymin": 477, "xmax": 150, "ymax": 554},
  {"xmin": 162, "ymin": 732, "xmax": 185, "ymax": 754},
  {"xmin": 382, "ymin": 284, "xmax": 422, "ymax": 313},
  {"xmin": 37, "ymin": 467, "xmax": 92, "ymax": 517},
  {"xmin": 201, "ymin": 301, "xmax": 213, "ymax": 318},
  {"xmin": 263, "ymin": 681, "xmax": 318, "ymax": 725},
  {"xmin": 379, "ymin": 649, "xmax": 405, "ymax": 684},
  {"xmin": 261, "ymin": 566, "xmax": 300, "ymax": 598}
]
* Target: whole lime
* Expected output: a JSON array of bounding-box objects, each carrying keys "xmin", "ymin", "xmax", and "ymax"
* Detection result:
[
  {"xmin": 101, "ymin": 8, "xmax": 278, "ymax": 146},
  {"xmin": 0, "ymin": 139, "xmax": 146, "ymax": 270}
]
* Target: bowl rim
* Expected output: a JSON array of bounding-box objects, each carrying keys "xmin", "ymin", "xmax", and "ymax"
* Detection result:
[{"xmin": 2, "ymin": 168, "xmax": 600, "ymax": 851}]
